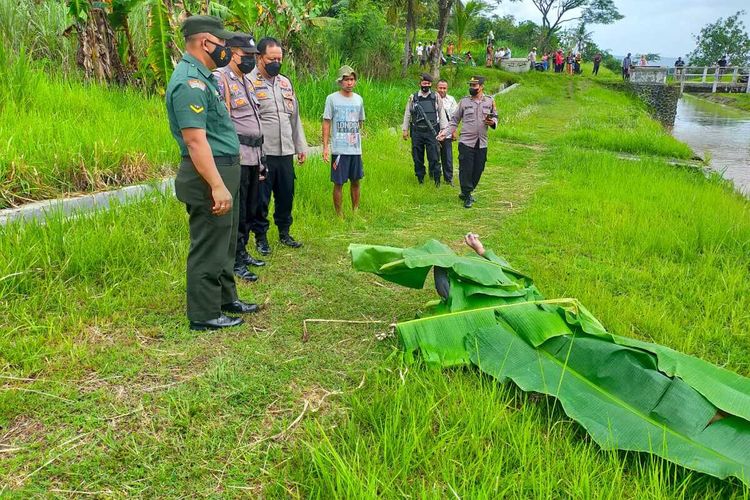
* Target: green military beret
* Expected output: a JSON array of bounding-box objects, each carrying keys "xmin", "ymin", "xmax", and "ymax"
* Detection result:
[{"xmin": 181, "ymin": 15, "xmax": 235, "ymax": 40}]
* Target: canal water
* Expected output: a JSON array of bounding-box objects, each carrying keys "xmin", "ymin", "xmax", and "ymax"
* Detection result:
[{"xmin": 672, "ymin": 94, "xmax": 750, "ymax": 196}]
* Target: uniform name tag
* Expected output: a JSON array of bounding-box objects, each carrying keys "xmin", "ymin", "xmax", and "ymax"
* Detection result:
[{"xmin": 188, "ymin": 79, "xmax": 206, "ymax": 90}]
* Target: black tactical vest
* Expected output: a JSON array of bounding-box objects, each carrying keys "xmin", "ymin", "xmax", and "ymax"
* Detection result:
[{"xmin": 412, "ymin": 92, "xmax": 439, "ymax": 132}]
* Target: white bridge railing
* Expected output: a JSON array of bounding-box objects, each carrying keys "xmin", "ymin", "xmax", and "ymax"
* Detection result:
[{"xmin": 667, "ymin": 66, "xmax": 750, "ymax": 93}]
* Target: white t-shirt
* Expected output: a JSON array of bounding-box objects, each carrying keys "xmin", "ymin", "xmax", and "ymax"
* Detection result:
[{"xmin": 417, "ymin": 45, "xmax": 423, "ymax": 57}]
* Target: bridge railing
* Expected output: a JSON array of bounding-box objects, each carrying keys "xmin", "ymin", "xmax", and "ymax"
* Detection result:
[{"xmin": 667, "ymin": 66, "xmax": 750, "ymax": 93}]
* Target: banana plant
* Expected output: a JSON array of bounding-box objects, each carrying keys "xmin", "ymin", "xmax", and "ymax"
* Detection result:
[
  {"xmin": 147, "ymin": 0, "xmax": 176, "ymax": 89},
  {"xmin": 66, "ymin": 0, "xmax": 129, "ymax": 83},
  {"xmin": 109, "ymin": 0, "xmax": 147, "ymax": 71}
]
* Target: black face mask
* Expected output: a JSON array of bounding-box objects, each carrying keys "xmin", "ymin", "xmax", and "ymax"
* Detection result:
[
  {"xmin": 265, "ymin": 60, "xmax": 282, "ymax": 77},
  {"xmin": 238, "ymin": 55, "xmax": 255, "ymax": 74},
  {"xmin": 469, "ymin": 87, "xmax": 479, "ymax": 96},
  {"xmin": 421, "ymin": 85, "xmax": 431, "ymax": 93},
  {"xmin": 205, "ymin": 40, "xmax": 231, "ymax": 68}
]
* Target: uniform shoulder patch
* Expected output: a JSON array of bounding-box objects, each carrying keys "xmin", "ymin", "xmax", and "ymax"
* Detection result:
[
  {"xmin": 189, "ymin": 104, "xmax": 205, "ymax": 113},
  {"xmin": 188, "ymin": 79, "xmax": 206, "ymax": 90}
]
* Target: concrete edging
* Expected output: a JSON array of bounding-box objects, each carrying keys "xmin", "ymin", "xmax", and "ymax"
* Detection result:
[
  {"xmin": 0, "ymin": 146, "xmax": 323, "ymax": 226},
  {"xmin": 498, "ymin": 83, "xmax": 520, "ymax": 94},
  {"xmin": 0, "ymin": 180, "xmax": 175, "ymax": 226}
]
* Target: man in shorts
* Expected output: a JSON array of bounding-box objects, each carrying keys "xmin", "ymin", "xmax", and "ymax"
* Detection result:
[{"xmin": 322, "ymin": 65, "xmax": 365, "ymax": 216}]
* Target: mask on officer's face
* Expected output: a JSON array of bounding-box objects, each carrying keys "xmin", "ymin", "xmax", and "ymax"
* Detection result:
[
  {"xmin": 205, "ymin": 40, "xmax": 232, "ymax": 68},
  {"xmin": 421, "ymin": 85, "xmax": 431, "ymax": 93},
  {"xmin": 238, "ymin": 55, "xmax": 255, "ymax": 74},
  {"xmin": 265, "ymin": 60, "xmax": 282, "ymax": 77},
  {"xmin": 469, "ymin": 87, "xmax": 479, "ymax": 96}
]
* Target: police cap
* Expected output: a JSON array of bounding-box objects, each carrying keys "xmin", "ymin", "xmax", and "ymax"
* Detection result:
[
  {"xmin": 467, "ymin": 75, "xmax": 485, "ymax": 85},
  {"xmin": 226, "ymin": 33, "xmax": 259, "ymax": 53},
  {"xmin": 420, "ymin": 73, "xmax": 433, "ymax": 83}
]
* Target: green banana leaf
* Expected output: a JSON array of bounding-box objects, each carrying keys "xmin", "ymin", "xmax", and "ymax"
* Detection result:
[
  {"xmin": 519, "ymin": 300, "xmax": 750, "ymax": 423},
  {"xmin": 349, "ymin": 240, "xmax": 530, "ymax": 290},
  {"xmin": 351, "ymin": 240, "xmax": 750, "ymax": 484},
  {"xmin": 147, "ymin": 0, "xmax": 173, "ymax": 88},
  {"xmin": 468, "ymin": 325, "xmax": 750, "ymax": 486}
]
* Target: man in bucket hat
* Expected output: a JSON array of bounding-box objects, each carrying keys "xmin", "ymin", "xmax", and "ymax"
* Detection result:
[{"xmin": 322, "ymin": 65, "xmax": 366, "ymax": 216}]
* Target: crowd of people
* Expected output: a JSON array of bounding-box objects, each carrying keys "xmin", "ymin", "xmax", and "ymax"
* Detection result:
[{"xmin": 166, "ymin": 16, "xmax": 499, "ymax": 331}]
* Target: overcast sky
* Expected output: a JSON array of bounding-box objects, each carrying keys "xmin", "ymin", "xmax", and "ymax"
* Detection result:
[{"xmin": 491, "ymin": 0, "xmax": 750, "ymax": 58}]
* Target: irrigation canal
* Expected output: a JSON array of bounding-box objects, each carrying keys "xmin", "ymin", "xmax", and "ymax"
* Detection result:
[{"xmin": 672, "ymin": 94, "xmax": 750, "ymax": 197}]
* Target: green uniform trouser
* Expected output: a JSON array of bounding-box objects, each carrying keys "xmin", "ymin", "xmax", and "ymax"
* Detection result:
[{"xmin": 175, "ymin": 156, "xmax": 241, "ymax": 321}]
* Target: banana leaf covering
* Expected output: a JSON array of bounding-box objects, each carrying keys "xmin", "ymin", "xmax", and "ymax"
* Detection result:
[{"xmin": 348, "ymin": 240, "xmax": 750, "ymax": 486}]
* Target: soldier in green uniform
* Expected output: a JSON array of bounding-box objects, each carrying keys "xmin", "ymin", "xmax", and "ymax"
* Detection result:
[{"xmin": 166, "ymin": 15, "xmax": 259, "ymax": 331}]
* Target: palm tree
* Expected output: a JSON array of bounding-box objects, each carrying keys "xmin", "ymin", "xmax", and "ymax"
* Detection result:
[{"xmin": 453, "ymin": 0, "xmax": 488, "ymax": 52}]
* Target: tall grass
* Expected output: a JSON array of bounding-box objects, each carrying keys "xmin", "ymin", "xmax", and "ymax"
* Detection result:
[
  {"xmin": 0, "ymin": 0, "xmax": 75, "ymax": 69},
  {"xmin": 0, "ymin": 50, "xmax": 175, "ymax": 208},
  {"xmin": 270, "ymin": 366, "xmax": 747, "ymax": 498}
]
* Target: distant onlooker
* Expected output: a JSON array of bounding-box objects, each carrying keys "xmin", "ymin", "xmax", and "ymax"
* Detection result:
[
  {"xmin": 567, "ymin": 52, "xmax": 575, "ymax": 75},
  {"xmin": 486, "ymin": 44, "xmax": 494, "ymax": 67},
  {"xmin": 466, "ymin": 51, "xmax": 476, "ymax": 66},
  {"xmin": 528, "ymin": 46, "xmax": 537, "ymax": 69},
  {"xmin": 416, "ymin": 42, "xmax": 424, "ymax": 66},
  {"xmin": 419, "ymin": 42, "xmax": 427, "ymax": 67},
  {"xmin": 674, "ymin": 56, "xmax": 685, "ymax": 77},
  {"xmin": 487, "ymin": 30, "xmax": 495, "ymax": 47},
  {"xmin": 541, "ymin": 53, "xmax": 549, "ymax": 71},
  {"xmin": 592, "ymin": 53, "xmax": 602, "ymax": 75},
  {"xmin": 554, "ymin": 49, "xmax": 564, "ymax": 73},
  {"xmin": 717, "ymin": 54, "xmax": 728, "ymax": 67},
  {"xmin": 506, "ymin": 46, "xmax": 512, "ymax": 58},
  {"xmin": 447, "ymin": 42, "xmax": 454, "ymax": 57},
  {"xmin": 622, "ymin": 52, "xmax": 632, "ymax": 80},
  {"xmin": 494, "ymin": 47, "xmax": 504, "ymax": 65},
  {"xmin": 639, "ymin": 55, "xmax": 647, "ymax": 66},
  {"xmin": 574, "ymin": 53, "xmax": 582, "ymax": 74}
]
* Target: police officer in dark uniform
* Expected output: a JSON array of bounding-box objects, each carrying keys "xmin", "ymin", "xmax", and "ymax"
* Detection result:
[
  {"xmin": 166, "ymin": 16, "xmax": 258, "ymax": 331},
  {"xmin": 213, "ymin": 33, "xmax": 267, "ymax": 283},
  {"xmin": 401, "ymin": 73, "xmax": 449, "ymax": 186}
]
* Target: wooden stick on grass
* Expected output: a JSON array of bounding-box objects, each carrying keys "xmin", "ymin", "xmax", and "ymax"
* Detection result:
[{"xmin": 301, "ymin": 318, "xmax": 394, "ymax": 342}]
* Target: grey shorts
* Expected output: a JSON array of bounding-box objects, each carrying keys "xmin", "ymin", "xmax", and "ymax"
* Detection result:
[{"xmin": 331, "ymin": 154, "xmax": 364, "ymax": 185}]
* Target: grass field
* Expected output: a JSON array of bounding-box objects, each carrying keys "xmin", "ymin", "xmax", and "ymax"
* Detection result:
[{"xmin": 1, "ymin": 66, "xmax": 749, "ymax": 497}]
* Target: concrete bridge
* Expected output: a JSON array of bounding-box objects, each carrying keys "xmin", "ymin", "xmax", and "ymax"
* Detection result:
[
  {"xmin": 626, "ymin": 66, "xmax": 749, "ymax": 126},
  {"xmin": 670, "ymin": 66, "xmax": 750, "ymax": 94}
]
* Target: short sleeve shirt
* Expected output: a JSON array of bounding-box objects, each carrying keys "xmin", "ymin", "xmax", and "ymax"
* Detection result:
[
  {"xmin": 165, "ymin": 53, "xmax": 239, "ymax": 157},
  {"xmin": 322, "ymin": 92, "xmax": 365, "ymax": 155}
]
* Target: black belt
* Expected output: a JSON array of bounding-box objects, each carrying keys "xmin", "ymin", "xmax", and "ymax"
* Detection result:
[
  {"xmin": 237, "ymin": 134, "xmax": 263, "ymax": 147},
  {"xmin": 181, "ymin": 155, "xmax": 239, "ymax": 166}
]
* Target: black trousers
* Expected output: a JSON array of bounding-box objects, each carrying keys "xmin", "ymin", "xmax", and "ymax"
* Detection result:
[
  {"xmin": 593, "ymin": 63, "xmax": 600, "ymax": 75},
  {"xmin": 252, "ymin": 155, "xmax": 295, "ymax": 238},
  {"xmin": 439, "ymin": 139, "xmax": 454, "ymax": 183},
  {"xmin": 174, "ymin": 157, "xmax": 240, "ymax": 321},
  {"xmin": 236, "ymin": 164, "xmax": 260, "ymax": 260},
  {"xmin": 411, "ymin": 129, "xmax": 441, "ymax": 181},
  {"xmin": 458, "ymin": 142, "xmax": 488, "ymax": 197}
]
